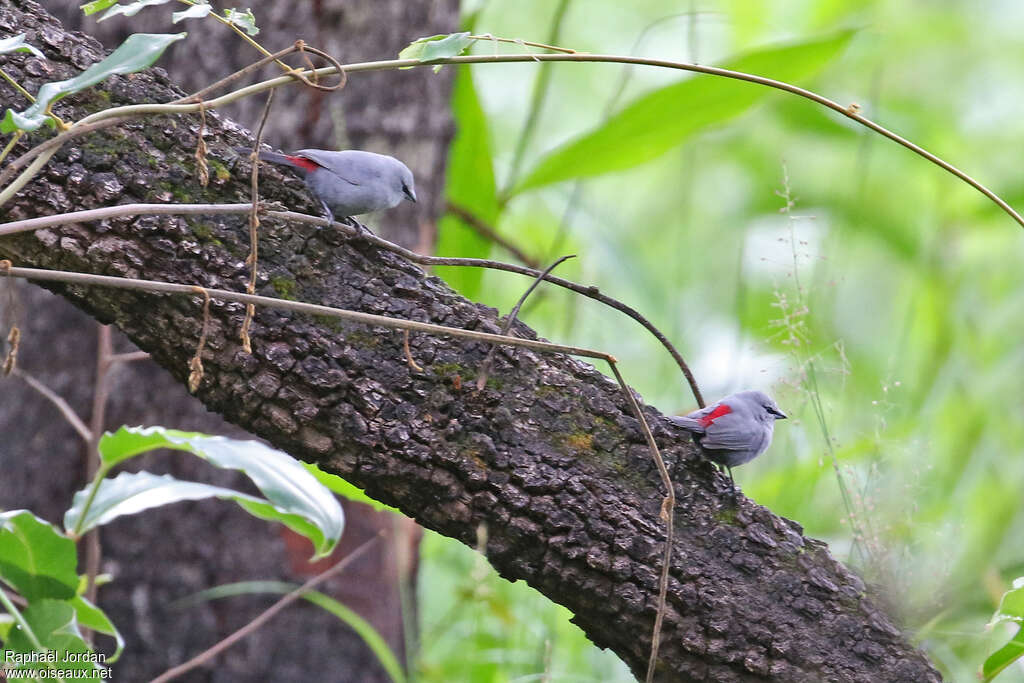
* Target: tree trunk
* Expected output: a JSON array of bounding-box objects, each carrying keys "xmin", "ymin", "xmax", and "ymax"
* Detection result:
[{"xmin": 0, "ymin": 2, "xmax": 942, "ymax": 681}]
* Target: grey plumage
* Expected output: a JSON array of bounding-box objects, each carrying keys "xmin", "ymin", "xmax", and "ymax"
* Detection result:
[
  {"xmin": 256, "ymin": 148, "xmax": 416, "ymax": 229},
  {"xmin": 670, "ymin": 390, "xmax": 787, "ymax": 494}
]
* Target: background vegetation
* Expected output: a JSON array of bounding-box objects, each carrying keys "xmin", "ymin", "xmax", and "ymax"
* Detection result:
[{"xmin": 416, "ymin": 1, "xmax": 1024, "ymax": 681}]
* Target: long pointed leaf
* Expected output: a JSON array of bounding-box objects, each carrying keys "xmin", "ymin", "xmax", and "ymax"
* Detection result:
[
  {"xmin": 72, "ymin": 426, "xmax": 344, "ymax": 559},
  {"xmin": 99, "ymin": 0, "xmax": 175, "ymax": 21},
  {"xmin": 1, "ymin": 32, "xmax": 186, "ymax": 133},
  {"xmin": 0, "ymin": 34, "xmax": 43, "ymax": 58},
  {"xmin": 512, "ymin": 30, "xmax": 856, "ymax": 194}
]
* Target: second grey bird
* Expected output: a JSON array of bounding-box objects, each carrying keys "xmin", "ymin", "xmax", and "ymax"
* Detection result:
[
  {"xmin": 670, "ymin": 390, "xmax": 787, "ymax": 494},
  {"xmin": 256, "ymin": 148, "xmax": 416, "ymax": 231}
]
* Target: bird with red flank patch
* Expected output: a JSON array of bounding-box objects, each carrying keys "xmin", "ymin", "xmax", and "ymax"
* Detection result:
[
  {"xmin": 670, "ymin": 390, "xmax": 787, "ymax": 496},
  {"xmin": 252, "ymin": 148, "xmax": 416, "ymax": 235}
]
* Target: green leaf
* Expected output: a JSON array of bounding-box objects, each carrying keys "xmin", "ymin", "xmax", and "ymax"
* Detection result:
[
  {"xmin": 983, "ymin": 578, "xmax": 1024, "ymax": 681},
  {"xmin": 983, "ymin": 626, "xmax": 1024, "ymax": 682},
  {"xmin": 69, "ymin": 426, "xmax": 344, "ymax": 559},
  {"xmin": 1, "ymin": 600, "xmax": 101, "ymax": 675},
  {"xmin": 99, "ymin": 0, "xmax": 175, "ymax": 22},
  {"xmin": 399, "ymin": 32, "xmax": 473, "ymax": 64},
  {"xmin": 0, "ymin": 614, "xmax": 13, "ymax": 640},
  {"xmin": 94, "ymin": 425, "xmax": 198, "ymax": 467},
  {"xmin": 434, "ymin": 67, "xmax": 499, "ymax": 298},
  {"xmin": 0, "ymin": 511, "xmax": 78, "ymax": 602},
  {"xmin": 0, "ymin": 32, "xmax": 186, "ymax": 134},
  {"xmin": 69, "ymin": 595, "xmax": 123, "ymax": 663},
  {"xmin": 0, "ymin": 34, "xmax": 43, "ymax": 58},
  {"xmin": 80, "ymin": 0, "xmax": 119, "ymax": 15},
  {"xmin": 512, "ymin": 29, "xmax": 857, "ymax": 194},
  {"xmin": 187, "ymin": 581, "xmax": 406, "ymax": 683},
  {"xmin": 172, "ymin": 3, "xmax": 212, "ymax": 23},
  {"xmin": 64, "ymin": 471, "xmax": 339, "ymax": 559},
  {"xmin": 302, "ymin": 463, "xmax": 399, "ymax": 514},
  {"xmin": 991, "ymin": 578, "xmax": 1024, "ymax": 625},
  {"xmin": 223, "ymin": 8, "xmax": 259, "ymax": 36}
]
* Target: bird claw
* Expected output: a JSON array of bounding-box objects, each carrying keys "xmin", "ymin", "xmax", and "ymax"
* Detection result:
[{"xmin": 343, "ymin": 217, "xmax": 373, "ymax": 239}]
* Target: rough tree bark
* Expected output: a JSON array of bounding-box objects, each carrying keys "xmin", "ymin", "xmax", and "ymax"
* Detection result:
[{"xmin": 0, "ymin": 2, "xmax": 942, "ymax": 681}]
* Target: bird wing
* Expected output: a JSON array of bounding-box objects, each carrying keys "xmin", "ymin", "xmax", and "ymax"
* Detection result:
[
  {"xmin": 670, "ymin": 401, "xmax": 731, "ymax": 435},
  {"xmin": 699, "ymin": 410, "xmax": 761, "ymax": 451},
  {"xmin": 668, "ymin": 414, "xmax": 706, "ymax": 434},
  {"xmin": 295, "ymin": 150, "xmax": 361, "ymax": 186}
]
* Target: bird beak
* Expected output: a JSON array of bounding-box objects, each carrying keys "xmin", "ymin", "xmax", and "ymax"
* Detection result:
[
  {"xmin": 404, "ymin": 187, "xmax": 417, "ymax": 203},
  {"xmin": 772, "ymin": 408, "xmax": 787, "ymax": 420}
]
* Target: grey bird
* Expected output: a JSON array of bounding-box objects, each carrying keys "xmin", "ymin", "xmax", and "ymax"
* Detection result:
[
  {"xmin": 670, "ymin": 390, "xmax": 787, "ymax": 494},
  {"xmin": 254, "ymin": 148, "xmax": 416, "ymax": 232}
]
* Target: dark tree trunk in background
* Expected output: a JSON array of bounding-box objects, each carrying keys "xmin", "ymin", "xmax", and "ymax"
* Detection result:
[
  {"xmin": 1, "ymin": 2, "xmax": 457, "ymax": 681},
  {"xmin": 0, "ymin": 2, "xmax": 944, "ymax": 681}
]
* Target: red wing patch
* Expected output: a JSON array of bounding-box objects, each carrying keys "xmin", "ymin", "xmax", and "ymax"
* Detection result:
[
  {"xmin": 287, "ymin": 155, "xmax": 320, "ymax": 172},
  {"xmin": 699, "ymin": 403, "xmax": 731, "ymax": 427}
]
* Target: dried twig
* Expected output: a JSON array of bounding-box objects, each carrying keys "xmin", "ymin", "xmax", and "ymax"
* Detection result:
[
  {"xmin": 606, "ymin": 361, "xmax": 674, "ymax": 683},
  {"xmin": 476, "ymin": 254, "xmax": 574, "ymax": 391},
  {"xmin": 194, "ymin": 102, "xmax": 209, "ymax": 187},
  {"xmin": 402, "ymin": 330, "xmax": 422, "ymax": 372},
  {"xmin": 188, "ymin": 287, "xmax": 212, "ymax": 393},
  {"xmin": 11, "ymin": 368, "xmax": 91, "ymax": 443},
  {"xmin": 240, "ymin": 90, "xmax": 276, "ymax": 353},
  {"xmin": 0, "ymin": 205, "xmax": 706, "ymax": 406}
]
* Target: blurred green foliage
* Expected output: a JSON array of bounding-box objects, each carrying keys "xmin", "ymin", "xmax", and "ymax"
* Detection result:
[{"xmin": 419, "ymin": 0, "xmax": 1024, "ymax": 680}]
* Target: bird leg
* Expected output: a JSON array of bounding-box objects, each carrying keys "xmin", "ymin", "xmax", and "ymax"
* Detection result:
[
  {"xmin": 342, "ymin": 216, "xmax": 372, "ymax": 238},
  {"xmin": 318, "ymin": 199, "xmax": 334, "ymax": 230},
  {"xmin": 724, "ymin": 465, "xmax": 739, "ymax": 501}
]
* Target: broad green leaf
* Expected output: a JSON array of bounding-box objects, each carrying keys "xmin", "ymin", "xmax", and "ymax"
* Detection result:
[
  {"xmin": 71, "ymin": 426, "xmax": 344, "ymax": 559},
  {"xmin": 69, "ymin": 595, "xmax": 124, "ymax": 663},
  {"xmin": 399, "ymin": 32, "xmax": 473, "ymax": 66},
  {"xmin": 302, "ymin": 463, "xmax": 399, "ymax": 514},
  {"xmin": 434, "ymin": 67, "xmax": 499, "ymax": 297},
  {"xmin": 983, "ymin": 626, "xmax": 1024, "ymax": 682},
  {"xmin": 0, "ymin": 511, "xmax": 78, "ymax": 601},
  {"xmin": 95, "ymin": 425, "xmax": 200, "ymax": 466},
  {"xmin": 64, "ymin": 471, "xmax": 338, "ymax": 559},
  {"xmin": 99, "ymin": 0, "xmax": 174, "ymax": 21},
  {"xmin": 0, "ymin": 34, "xmax": 43, "ymax": 58},
  {"xmin": 187, "ymin": 581, "xmax": 406, "ymax": 683},
  {"xmin": 80, "ymin": 0, "xmax": 119, "ymax": 15},
  {"xmin": 223, "ymin": 8, "xmax": 259, "ymax": 36},
  {"xmin": 512, "ymin": 29, "xmax": 857, "ymax": 194},
  {"xmin": 172, "ymin": 3, "xmax": 212, "ymax": 23},
  {"xmin": 0, "ymin": 600, "xmax": 101, "ymax": 675},
  {"xmin": 0, "ymin": 32, "xmax": 186, "ymax": 134}
]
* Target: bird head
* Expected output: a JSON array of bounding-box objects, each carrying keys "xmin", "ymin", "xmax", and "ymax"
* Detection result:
[
  {"xmin": 397, "ymin": 163, "xmax": 416, "ymax": 203},
  {"xmin": 737, "ymin": 390, "xmax": 787, "ymax": 422}
]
